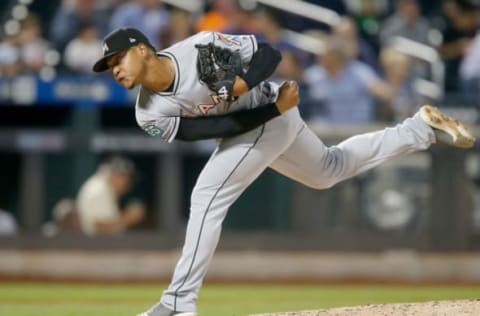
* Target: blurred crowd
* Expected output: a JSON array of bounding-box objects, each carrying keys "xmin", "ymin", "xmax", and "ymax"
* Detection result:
[{"xmin": 1, "ymin": 0, "xmax": 480, "ymax": 123}]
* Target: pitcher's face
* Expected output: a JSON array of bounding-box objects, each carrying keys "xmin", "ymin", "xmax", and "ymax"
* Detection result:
[{"xmin": 107, "ymin": 46, "xmax": 145, "ymax": 89}]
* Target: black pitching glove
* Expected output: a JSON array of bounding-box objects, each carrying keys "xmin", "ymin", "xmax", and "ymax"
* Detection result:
[{"xmin": 195, "ymin": 43, "xmax": 243, "ymax": 101}]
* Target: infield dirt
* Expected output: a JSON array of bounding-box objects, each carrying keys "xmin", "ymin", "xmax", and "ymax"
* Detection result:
[{"xmin": 250, "ymin": 299, "xmax": 480, "ymax": 315}]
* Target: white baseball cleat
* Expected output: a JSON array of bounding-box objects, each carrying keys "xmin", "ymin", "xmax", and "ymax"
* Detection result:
[
  {"xmin": 419, "ymin": 105, "xmax": 476, "ymax": 148},
  {"xmin": 136, "ymin": 302, "xmax": 197, "ymax": 316}
]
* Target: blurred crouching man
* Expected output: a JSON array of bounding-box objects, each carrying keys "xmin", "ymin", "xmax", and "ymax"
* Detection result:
[{"xmin": 77, "ymin": 156, "xmax": 145, "ymax": 236}]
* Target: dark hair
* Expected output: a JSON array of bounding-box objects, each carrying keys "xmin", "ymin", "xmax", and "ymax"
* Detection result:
[
  {"xmin": 101, "ymin": 156, "xmax": 135, "ymax": 175},
  {"xmin": 76, "ymin": 21, "xmax": 97, "ymax": 37}
]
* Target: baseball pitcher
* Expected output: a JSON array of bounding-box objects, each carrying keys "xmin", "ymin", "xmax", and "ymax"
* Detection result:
[{"xmin": 93, "ymin": 27, "xmax": 475, "ymax": 316}]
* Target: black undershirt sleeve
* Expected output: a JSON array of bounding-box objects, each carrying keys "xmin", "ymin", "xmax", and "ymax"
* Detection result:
[
  {"xmin": 240, "ymin": 42, "xmax": 282, "ymax": 90},
  {"xmin": 175, "ymin": 103, "xmax": 280, "ymax": 141}
]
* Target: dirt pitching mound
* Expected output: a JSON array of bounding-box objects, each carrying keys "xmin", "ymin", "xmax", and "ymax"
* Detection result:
[{"xmin": 250, "ymin": 299, "xmax": 480, "ymax": 316}]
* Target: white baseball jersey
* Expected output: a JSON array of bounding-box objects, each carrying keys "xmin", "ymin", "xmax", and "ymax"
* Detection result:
[
  {"xmin": 135, "ymin": 31, "xmax": 276, "ymax": 142},
  {"xmin": 133, "ymin": 32, "xmax": 437, "ymax": 314}
]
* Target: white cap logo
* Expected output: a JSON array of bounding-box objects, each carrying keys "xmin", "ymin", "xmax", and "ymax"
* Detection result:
[
  {"xmin": 129, "ymin": 37, "xmax": 137, "ymax": 43},
  {"xmin": 103, "ymin": 43, "xmax": 109, "ymax": 54}
]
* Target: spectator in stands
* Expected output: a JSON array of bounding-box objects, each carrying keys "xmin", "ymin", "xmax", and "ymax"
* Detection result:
[
  {"xmin": 63, "ymin": 22, "xmax": 103, "ymax": 74},
  {"xmin": 49, "ymin": 0, "xmax": 108, "ymax": 52},
  {"xmin": 159, "ymin": 8, "xmax": 194, "ymax": 48},
  {"xmin": 379, "ymin": 0, "xmax": 433, "ymax": 47},
  {"xmin": 195, "ymin": 0, "xmax": 228, "ymax": 32},
  {"xmin": 304, "ymin": 37, "xmax": 394, "ymax": 123},
  {"xmin": 77, "ymin": 156, "xmax": 145, "ymax": 236},
  {"xmin": 195, "ymin": 0, "xmax": 256, "ymax": 34},
  {"xmin": 225, "ymin": 6, "xmax": 259, "ymax": 35},
  {"xmin": 439, "ymin": 0, "xmax": 479, "ymax": 91},
  {"xmin": 16, "ymin": 14, "xmax": 50, "ymax": 73},
  {"xmin": 109, "ymin": 0, "xmax": 169, "ymax": 49},
  {"xmin": 0, "ymin": 208, "xmax": 17, "ymax": 236},
  {"xmin": 347, "ymin": 0, "xmax": 390, "ymax": 51},
  {"xmin": 0, "ymin": 35, "xmax": 22, "ymax": 77},
  {"xmin": 459, "ymin": 29, "xmax": 480, "ymax": 104},
  {"xmin": 380, "ymin": 46, "xmax": 422, "ymax": 121},
  {"xmin": 255, "ymin": 8, "xmax": 306, "ymax": 82},
  {"xmin": 333, "ymin": 17, "xmax": 379, "ymax": 72},
  {"xmin": 460, "ymin": 31, "xmax": 480, "ymax": 82}
]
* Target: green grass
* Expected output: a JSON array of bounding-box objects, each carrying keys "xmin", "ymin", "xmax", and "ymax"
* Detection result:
[{"xmin": 0, "ymin": 283, "xmax": 479, "ymax": 316}]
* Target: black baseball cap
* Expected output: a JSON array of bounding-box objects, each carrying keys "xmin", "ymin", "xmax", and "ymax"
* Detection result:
[{"xmin": 92, "ymin": 27, "xmax": 155, "ymax": 72}]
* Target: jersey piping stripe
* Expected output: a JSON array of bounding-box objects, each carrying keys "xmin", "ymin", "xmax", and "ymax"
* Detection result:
[
  {"xmin": 167, "ymin": 117, "xmax": 180, "ymax": 143},
  {"xmin": 211, "ymin": 31, "xmax": 216, "ymax": 45},
  {"xmin": 155, "ymin": 51, "xmax": 180, "ymax": 96},
  {"xmin": 173, "ymin": 124, "xmax": 266, "ymax": 311},
  {"xmin": 249, "ymin": 35, "xmax": 257, "ymax": 65}
]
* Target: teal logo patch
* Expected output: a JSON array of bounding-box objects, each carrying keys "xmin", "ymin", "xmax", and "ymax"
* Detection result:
[
  {"xmin": 142, "ymin": 124, "xmax": 164, "ymax": 137},
  {"xmin": 216, "ymin": 33, "xmax": 241, "ymax": 47}
]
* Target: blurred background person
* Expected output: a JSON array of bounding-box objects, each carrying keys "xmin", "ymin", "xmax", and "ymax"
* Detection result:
[
  {"xmin": 76, "ymin": 156, "xmax": 145, "ymax": 236},
  {"xmin": 255, "ymin": 7, "xmax": 307, "ymax": 82},
  {"xmin": 346, "ymin": 0, "xmax": 391, "ymax": 54},
  {"xmin": 379, "ymin": 46, "xmax": 422, "ymax": 121},
  {"xmin": 333, "ymin": 16, "xmax": 379, "ymax": 72},
  {"xmin": 304, "ymin": 37, "xmax": 394, "ymax": 123},
  {"xmin": 459, "ymin": 28, "xmax": 480, "ymax": 105},
  {"xmin": 16, "ymin": 13, "xmax": 50, "ymax": 74},
  {"xmin": 195, "ymin": 0, "xmax": 240, "ymax": 33},
  {"xmin": 438, "ymin": 0, "xmax": 480, "ymax": 92},
  {"xmin": 109, "ymin": 0, "xmax": 169, "ymax": 49},
  {"xmin": 0, "ymin": 208, "xmax": 18, "ymax": 236},
  {"xmin": 0, "ymin": 34, "xmax": 22, "ymax": 77},
  {"xmin": 63, "ymin": 22, "xmax": 103, "ymax": 74},
  {"xmin": 460, "ymin": 30, "xmax": 480, "ymax": 82},
  {"xmin": 379, "ymin": 0, "xmax": 434, "ymax": 47},
  {"xmin": 159, "ymin": 7, "xmax": 194, "ymax": 48},
  {"xmin": 49, "ymin": 0, "xmax": 108, "ymax": 53}
]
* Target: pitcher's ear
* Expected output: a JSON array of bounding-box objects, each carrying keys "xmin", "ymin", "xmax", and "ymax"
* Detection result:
[{"xmin": 139, "ymin": 43, "xmax": 156, "ymax": 58}]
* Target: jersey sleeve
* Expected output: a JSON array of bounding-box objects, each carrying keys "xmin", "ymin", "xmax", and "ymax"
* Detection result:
[
  {"xmin": 137, "ymin": 115, "xmax": 180, "ymax": 143},
  {"xmin": 135, "ymin": 88, "xmax": 180, "ymax": 142},
  {"xmin": 197, "ymin": 31, "xmax": 258, "ymax": 66}
]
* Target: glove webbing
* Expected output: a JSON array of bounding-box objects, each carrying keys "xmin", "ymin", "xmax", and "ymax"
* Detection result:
[{"xmin": 196, "ymin": 43, "xmax": 218, "ymax": 86}]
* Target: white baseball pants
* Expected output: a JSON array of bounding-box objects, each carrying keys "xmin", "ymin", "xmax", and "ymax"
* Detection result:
[{"xmin": 160, "ymin": 107, "xmax": 435, "ymax": 312}]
